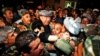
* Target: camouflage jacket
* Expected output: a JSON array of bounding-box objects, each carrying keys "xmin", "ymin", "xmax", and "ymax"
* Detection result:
[
  {"xmin": 83, "ymin": 24, "xmax": 100, "ymax": 36},
  {"xmin": 1, "ymin": 45, "xmax": 20, "ymax": 56}
]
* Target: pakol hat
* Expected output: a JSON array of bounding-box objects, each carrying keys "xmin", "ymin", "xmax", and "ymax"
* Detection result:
[{"xmin": 39, "ymin": 10, "xmax": 53, "ymax": 17}]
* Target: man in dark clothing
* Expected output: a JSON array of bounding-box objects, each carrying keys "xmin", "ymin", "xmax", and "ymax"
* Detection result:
[
  {"xmin": 55, "ymin": 10, "xmax": 65, "ymax": 24},
  {"xmin": 31, "ymin": 10, "xmax": 59, "ymax": 43},
  {"xmin": 31, "ymin": 10, "xmax": 74, "ymax": 56},
  {"xmin": 31, "ymin": 10, "xmax": 60, "ymax": 56},
  {"xmin": 2, "ymin": 7, "xmax": 14, "ymax": 26}
]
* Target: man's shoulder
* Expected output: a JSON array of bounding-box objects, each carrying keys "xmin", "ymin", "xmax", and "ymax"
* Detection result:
[
  {"xmin": 15, "ymin": 19, "xmax": 22, "ymax": 24},
  {"xmin": 1, "ymin": 45, "xmax": 19, "ymax": 56},
  {"xmin": 31, "ymin": 20, "xmax": 43, "ymax": 30}
]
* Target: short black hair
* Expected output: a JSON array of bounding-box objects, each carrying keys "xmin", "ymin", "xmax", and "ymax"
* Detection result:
[
  {"xmin": 2, "ymin": 7, "xmax": 13, "ymax": 14},
  {"xmin": 15, "ymin": 30, "xmax": 37, "ymax": 53},
  {"xmin": 71, "ymin": 9, "xmax": 81, "ymax": 16},
  {"xmin": 31, "ymin": 20, "xmax": 42, "ymax": 31}
]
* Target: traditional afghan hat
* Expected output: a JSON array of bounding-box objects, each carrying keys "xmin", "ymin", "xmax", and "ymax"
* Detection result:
[{"xmin": 39, "ymin": 10, "xmax": 53, "ymax": 17}]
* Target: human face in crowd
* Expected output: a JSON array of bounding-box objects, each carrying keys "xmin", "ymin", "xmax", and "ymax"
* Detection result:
[
  {"xmin": 95, "ymin": 20, "xmax": 100, "ymax": 25},
  {"xmin": 72, "ymin": 11, "xmax": 76, "ymax": 16},
  {"xmin": 86, "ymin": 10, "xmax": 92, "ymax": 14},
  {"xmin": 22, "ymin": 14, "xmax": 31, "ymax": 25},
  {"xmin": 35, "ymin": 10, "xmax": 39, "ymax": 19},
  {"xmin": 81, "ymin": 17, "xmax": 89, "ymax": 25},
  {"xmin": 4, "ymin": 10, "xmax": 14, "ymax": 20},
  {"xmin": 63, "ymin": 9, "xmax": 68, "ymax": 16},
  {"xmin": 71, "ymin": 10, "xmax": 78, "ymax": 19},
  {"xmin": 28, "ymin": 9, "xmax": 34, "ymax": 15},
  {"xmin": 6, "ymin": 32, "xmax": 18, "ymax": 46},
  {"xmin": 58, "ymin": 10, "xmax": 63, "ymax": 18},
  {"xmin": 52, "ymin": 23, "xmax": 62, "ymax": 35},
  {"xmin": 40, "ymin": 16, "xmax": 51, "ymax": 26},
  {"xmin": 28, "ymin": 38, "xmax": 44, "ymax": 56}
]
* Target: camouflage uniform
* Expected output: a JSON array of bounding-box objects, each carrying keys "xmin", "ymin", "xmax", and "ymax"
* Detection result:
[
  {"xmin": 83, "ymin": 24, "xmax": 100, "ymax": 56},
  {"xmin": 1, "ymin": 45, "xmax": 19, "ymax": 56},
  {"xmin": 14, "ymin": 22, "xmax": 32, "ymax": 33}
]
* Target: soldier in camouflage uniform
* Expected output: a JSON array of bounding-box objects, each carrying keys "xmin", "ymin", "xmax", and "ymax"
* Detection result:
[
  {"xmin": 0, "ymin": 26, "xmax": 17, "ymax": 56},
  {"xmin": 1, "ymin": 45, "xmax": 19, "ymax": 56},
  {"xmin": 83, "ymin": 24, "xmax": 100, "ymax": 56},
  {"xmin": 14, "ymin": 9, "xmax": 32, "ymax": 32}
]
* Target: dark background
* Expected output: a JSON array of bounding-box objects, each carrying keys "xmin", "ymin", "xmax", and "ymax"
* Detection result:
[
  {"xmin": 77, "ymin": 0, "xmax": 100, "ymax": 9},
  {"xmin": 0, "ymin": 0, "xmax": 99, "ymax": 9}
]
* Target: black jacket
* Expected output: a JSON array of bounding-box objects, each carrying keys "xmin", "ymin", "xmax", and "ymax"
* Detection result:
[{"xmin": 32, "ymin": 20, "xmax": 51, "ymax": 43}]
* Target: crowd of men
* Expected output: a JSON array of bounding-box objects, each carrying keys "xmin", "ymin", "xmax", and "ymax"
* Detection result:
[{"xmin": 0, "ymin": 5, "xmax": 100, "ymax": 56}]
